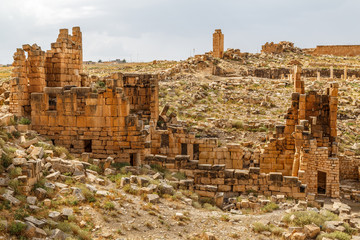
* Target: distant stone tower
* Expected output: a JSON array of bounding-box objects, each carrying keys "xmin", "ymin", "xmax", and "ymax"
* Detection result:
[{"xmin": 212, "ymin": 29, "xmax": 224, "ymax": 58}]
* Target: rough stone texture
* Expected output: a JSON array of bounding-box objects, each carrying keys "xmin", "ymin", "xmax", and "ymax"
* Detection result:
[
  {"xmin": 310, "ymin": 45, "xmax": 360, "ymax": 56},
  {"xmin": 212, "ymin": 29, "xmax": 224, "ymax": 58}
]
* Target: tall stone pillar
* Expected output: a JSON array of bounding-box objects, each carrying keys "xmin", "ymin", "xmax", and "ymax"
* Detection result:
[
  {"xmin": 293, "ymin": 65, "xmax": 304, "ymax": 94},
  {"xmin": 330, "ymin": 66, "xmax": 334, "ymax": 79},
  {"xmin": 212, "ymin": 29, "xmax": 224, "ymax": 58}
]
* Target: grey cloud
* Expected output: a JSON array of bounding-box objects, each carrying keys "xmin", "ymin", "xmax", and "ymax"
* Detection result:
[{"xmin": 0, "ymin": 0, "xmax": 359, "ymax": 64}]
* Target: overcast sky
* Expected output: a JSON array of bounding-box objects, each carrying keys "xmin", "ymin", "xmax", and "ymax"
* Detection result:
[{"xmin": 0, "ymin": 0, "xmax": 358, "ymax": 64}]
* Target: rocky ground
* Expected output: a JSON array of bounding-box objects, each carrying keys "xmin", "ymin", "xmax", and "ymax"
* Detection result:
[{"xmin": 0, "ymin": 51, "xmax": 360, "ymax": 239}]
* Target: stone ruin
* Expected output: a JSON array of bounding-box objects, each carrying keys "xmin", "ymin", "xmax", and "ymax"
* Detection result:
[
  {"xmin": 260, "ymin": 66, "xmax": 339, "ymax": 198},
  {"xmin": 212, "ymin": 29, "xmax": 224, "ymax": 58},
  {"xmin": 9, "ymin": 26, "xmax": 341, "ymax": 200},
  {"xmin": 310, "ymin": 45, "xmax": 360, "ymax": 57},
  {"xmin": 10, "ymin": 27, "xmax": 159, "ymax": 164},
  {"xmin": 261, "ymin": 41, "xmax": 301, "ymax": 54}
]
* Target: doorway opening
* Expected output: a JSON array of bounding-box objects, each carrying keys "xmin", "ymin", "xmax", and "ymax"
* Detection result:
[
  {"xmin": 181, "ymin": 143, "xmax": 187, "ymax": 155},
  {"xmin": 317, "ymin": 171, "xmax": 327, "ymax": 194},
  {"xmin": 84, "ymin": 140, "xmax": 92, "ymax": 153}
]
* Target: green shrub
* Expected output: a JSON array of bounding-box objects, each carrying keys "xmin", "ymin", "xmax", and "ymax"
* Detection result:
[
  {"xmin": 57, "ymin": 221, "xmax": 91, "ymax": 240},
  {"xmin": 9, "ymin": 167, "xmax": 22, "ymax": 179},
  {"xmin": 203, "ymin": 203, "xmax": 218, "ymax": 211},
  {"xmin": 14, "ymin": 208, "xmax": 29, "ymax": 220},
  {"xmin": 123, "ymin": 184, "xmax": 138, "ymax": 195},
  {"xmin": 18, "ymin": 117, "xmax": 31, "ymax": 125},
  {"xmin": 253, "ymin": 222, "xmax": 271, "ymax": 233},
  {"xmin": 8, "ymin": 221, "xmax": 27, "ymax": 235},
  {"xmin": 78, "ymin": 185, "xmax": 96, "ymax": 203},
  {"xmin": 316, "ymin": 231, "xmax": 351, "ymax": 240},
  {"xmin": 111, "ymin": 162, "xmax": 129, "ymax": 170},
  {"xmin": 12, "ymin": 131, "xmax": 21, "ymax": 138},
  {"xmin": 232, "ymin": 120, "xmax": 243, "ymax": 129},
  {"xmin": 253, "ymin": 222, "xmax": 284, "ymax": 236},
  {"xmin": 8, "ymin": 179, "xmax": 20, "ymax": 194},
  {"xmin": 89, "ymin": 165, "xmax": 102, "ymax": 174},
  {"xmin": 0, "ymin": 153, "xmax": 13, "ymax": 168},
  {"xmin": 97, "ymin": 81, "xmax": 106, "ymax": 88},
  {"xmin": 261, "ymin": 202, "xmax": 279, "ymax": 213},
  {"xmin": 104, "ymin": 201, "xmax": 115, "ymax": 210},
  {"xmin": 283, "ymin": 210, "xmax": 339, "ymax": 227},
  {"xmin": 150, "ymin": 164, "xmax": 167, "ymax": 173},
  {"xmin": 172, "ymin": 172, "xmax": 186, "ymax": 180}
]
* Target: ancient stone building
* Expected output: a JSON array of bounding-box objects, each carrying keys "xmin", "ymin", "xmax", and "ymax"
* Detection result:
[
  {"xmin": 9, "ymin": 26, "xmax": 341, "ymax": 199},
  {"xmin": 311, "ymin": 45, "xmax": 360, "ymax": 56},
  {"xmin": 212, "ymin": 29, "xmax": 224, "ymax": 58},
  {"xmin": 260, "ymin": 66, "xmax": 339, "ymax": 197},
  {"xmin": 261, "ymin": 41, "xmax": 299, "ymax": 54},
  {"xmin": 10, "ymin": 27, "xmax": 159, "ymax": 164}
]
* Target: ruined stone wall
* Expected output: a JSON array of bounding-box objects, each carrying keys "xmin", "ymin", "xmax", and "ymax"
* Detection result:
[
  {"xmin": 298, "ymin": 139, "xmax": 339, "ymax": 198},
  {"xmin": 150, "ymin": 126, "xmax": 245, "ymax": 169},
  {"xmin": 30, "ymin": 77, "xmax": 152, "ymax": 164},
  {"xmin": 144, "ymin": 155, "xmax": 307, "ymax": 199},
  {"xmin": 45, "ymin": 27, "xmax": 83, "ymax": 87},
  {"xmin": 10, "ymin": 27, "xmax": 161, "ymax": 164},
  {"xmin": 120, "ymin": 73, "xmax": 159, "ymax": 123},
  {"xmin": 260, "ymin": 67, "xmax": 339, "ymax": 197},
  {"xmin": 339, "ymin": 155, "xmax": 360, "ymax": 180},
  {"xmin": 212, "ymin": 29, "xmax": 224, "ymax": 58},
  {"xmin": 261, "ymin": 41, "xmax": 299, "ymax": 54},
  {"xmin": 10, "ymin": 27, "xmax": 82, "ymax": 117},
  {"xmin": 246, "ymin": 67, "xmax": 360, "ymax": 79},
  {"xmin": 311, "ymin": 45, "xmax": 360, "ymax": 56},
  {"xmin": 10, "ymin": 45, "xmax": 46, "ymax": 116}
]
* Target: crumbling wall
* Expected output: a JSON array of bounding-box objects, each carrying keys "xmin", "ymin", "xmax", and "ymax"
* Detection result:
[
  {"xmin": 311, "ymin": 45, "xmax": 360, "ymax": 56},
  {"xmin": 9, "ymin": 26, "xmax": 160, "ymax": 164},
  {"xmin": 150, "ymin": 125, "xmax": 245, "ymax": 169},
  {"xmin": 339, "ymin": 155, "xmax": 360, "ymax": 180},
  {"xmin": 10, "ymin": 44, "xmax": 46, "ymax": 116},
  {"xmin": 30, "ymin": 75, "xmax": 155, "ymax": 163},
  {"xmin": 121, "ymin": 73, "xmax": 159, "ymax": 123},
  {"xmin": 260, "ymin": 67, "xmax": 339, "ymax": 197},
  {"xmin": 144, "ymin": 155, "xmax": 307, "ymax": 199},
  {"xmin": 261, "ymin": 41, "xmax": 300, "ymax": 54},
  {"xmin": 45, "ymin": 27, "xmax": 83, "ymax": 87}
]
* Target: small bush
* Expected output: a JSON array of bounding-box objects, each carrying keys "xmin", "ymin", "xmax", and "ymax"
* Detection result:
[
  {"xmin": 220, "ymin": 214, "xmax": 230, "ymax": 222},
  {"xmin": 111, "ymin": 162, "xmax": 129, "ymax": 171},
  {"xmin": 252, "ymin": 222, "xmax": 284, "ymax": 236},
  {"xmin": 283, "ymin": 210, "xmax": 338, "ymax": 227},
  {"xmin": 150, "ymin": 164, "xmax": 167, "ymax": 173},
  {"xmin": 123, "ymin": 184, "xmax": 138, "ymax": 195},
  {"xmin": 253, "ymin": 222, "xmax": 271, "ymax": 233},
  {"xmin": 203, "ymin": 203, "xmax": 218, "ymax": 211},
  {"xmin": 89, "ymin": 165, "xmax": 102, "ymax": 174},
  {"xmin": 96, "ymin": 81, "xmax": 106, "ymax": 88},
  {"xmin": 0, "ymin": 153, "xmax": 13, "ymax": 168},
  {"xmin": 104, "ymin": 201, "xmax": 115, "ymax": 210},
  {"xmin": 192, "ymin": 201, "xmax": 201, "ymax": 209},
  {"xmin": 18, "ymin": 117, "xmax": 31, "ymax": 125},
  {"xmin": 172, "ymin": 172, "xmax": 186, "ymax": 180},
  {"xmin": 14, "ymin": 208, "xmax": 29, "ymax": 220},
  {"xmin": 261, "ymin": 202, "xmax": 279, "ymax": 213},
  {"xmin": 12, "ymin": 131, "xmax": 21, "ymax": 138},
  {"xmin": 78, "ymin": 185, "xmax": 96, "ymax": 203},
  {"xmin": 9, "ymin": 167, "xmax": 22, "ymax": 179},
  {"xmin": 8, "ymin": 221, "xmax": 27, "ymax": 236},
  {"xmin": 8, "ymin": 179, "xmax": 21, "ymax": 194},
  {"xmin": 316, "ymin": 231, "xmax": 351, "ymax": 240},
  {"xmin": 232, "ymin": 120, "xmax": 243, "ymax": 129}
]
